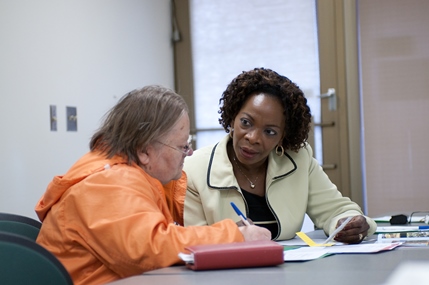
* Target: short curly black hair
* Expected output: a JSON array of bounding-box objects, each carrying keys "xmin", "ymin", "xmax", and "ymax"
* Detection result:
[{"xmin": 219, "ymin": 67, "xmax": 312, "ymax": 152}]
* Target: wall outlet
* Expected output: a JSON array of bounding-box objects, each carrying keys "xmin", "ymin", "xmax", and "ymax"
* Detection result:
[
  {"xmin": 50, "ymin": 105, "xmax": 57, "ymax": 131},
  {"xmin": 66, "ymin": 106, "xmax": 77, "ymax": 132}
]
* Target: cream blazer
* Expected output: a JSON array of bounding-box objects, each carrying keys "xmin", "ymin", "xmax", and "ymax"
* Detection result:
[{"xmin": 184, "ymin": 135, "xmax": 376, "ymax": 240}]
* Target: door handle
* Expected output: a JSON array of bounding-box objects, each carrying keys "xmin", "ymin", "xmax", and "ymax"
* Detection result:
[
  {"xmin": 319, "ymin": 88, "xmax": 337, "ymax": 111},
  {"xmin": 321, "ymin": 164, "xmax": 337, "ymax": 170},
  {"xmin": 314, "ymin": 121, "xmax": 335, "ymax": 127}
]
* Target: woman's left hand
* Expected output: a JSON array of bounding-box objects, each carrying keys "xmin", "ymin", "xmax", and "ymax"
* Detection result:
[{"xmin": 333, "ymin": 215, "xmax": 370, "ymax": 244}]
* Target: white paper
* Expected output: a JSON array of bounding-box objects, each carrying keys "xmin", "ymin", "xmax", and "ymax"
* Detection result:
[
  {"xmin": 178, "ymin": 252, "xmax": 194, "ymax": 263},
  {"xmin": 283, "ymin": 247, "xmax": 331, "ymax": 261},
  {"xmin": 283, "ymin": 242, "xmax": 402, "ymax": 261}
]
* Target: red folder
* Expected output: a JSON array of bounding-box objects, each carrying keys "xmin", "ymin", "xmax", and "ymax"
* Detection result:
[{"xmin": 183, "ymin": 240, "xmax": 284, "ymax": 270}]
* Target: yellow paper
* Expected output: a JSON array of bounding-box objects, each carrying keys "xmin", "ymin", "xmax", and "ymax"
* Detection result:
[{"xmin": 296, "ymin": 232, "xmax": 334, "ymax": 247}]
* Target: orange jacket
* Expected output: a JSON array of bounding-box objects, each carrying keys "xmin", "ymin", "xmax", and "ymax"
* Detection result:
[{"xmin": 35, "ymin": 151, "xmax": 243, "ymax": 285}]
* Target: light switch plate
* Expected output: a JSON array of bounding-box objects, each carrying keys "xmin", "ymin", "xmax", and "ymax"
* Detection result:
[{"xmin": 66, "ymin": 106, "xmax": 77, "ymax": 132}]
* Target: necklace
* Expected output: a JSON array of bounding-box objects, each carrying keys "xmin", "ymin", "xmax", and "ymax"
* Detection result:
[{"xmin": 232, "ymin": 156, "xmax": 258, "ymax": 189}]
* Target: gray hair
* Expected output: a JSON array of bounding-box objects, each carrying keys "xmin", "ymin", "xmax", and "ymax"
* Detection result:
[{"xmin": 90, "ymin": 85, "xmax": 188, "ymax": 165}]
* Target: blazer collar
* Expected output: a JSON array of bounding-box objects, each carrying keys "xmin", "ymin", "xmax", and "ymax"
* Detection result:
[{"xmin": 206, "ymin": 135, "xmax": 297, "ymax": 189}]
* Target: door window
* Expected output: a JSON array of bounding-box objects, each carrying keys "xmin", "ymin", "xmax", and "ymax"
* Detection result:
[{"xmin": 190, "ymin": 0, "xmax": 323, "ymax": 163}]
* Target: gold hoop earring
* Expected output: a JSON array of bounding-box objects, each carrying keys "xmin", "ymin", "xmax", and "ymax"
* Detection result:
[
  {"xmin": 229, "ymin": 128, "xmax": 234, "ymax": 139},
  {"xmin": 276, "ymin": 145, "xmax": 285, "ymax": 157}
]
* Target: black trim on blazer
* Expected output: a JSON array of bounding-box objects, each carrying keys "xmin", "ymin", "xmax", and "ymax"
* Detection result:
[
  {"xmin": 207, "ymin": 143, "xmax": 237, "ymax": 190},
  {"xmin": 272, "ymin": 152, "xmax": 297, "ymax": 180}
]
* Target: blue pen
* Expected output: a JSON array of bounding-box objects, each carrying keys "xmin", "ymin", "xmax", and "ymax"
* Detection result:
[
  {"xmin": 230, "ymin": 202, "xmax": 251, "ymax": 226},
  {"xmin": 409, "ymin": 225, "xmax": 429, "ymax": 230}
]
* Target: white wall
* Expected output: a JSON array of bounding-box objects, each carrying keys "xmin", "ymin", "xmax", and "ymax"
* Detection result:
[{"xmin": 0, "ymin": 0, "xmax": 174, "ymax": 219}]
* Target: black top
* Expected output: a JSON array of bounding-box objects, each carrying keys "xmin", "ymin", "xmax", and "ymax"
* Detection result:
[{"xmin": 241, "ymin": 189, "xmax": 278, "ymax": 239}]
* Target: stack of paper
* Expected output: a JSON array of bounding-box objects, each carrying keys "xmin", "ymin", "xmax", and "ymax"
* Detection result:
[
  {"xmin": 375, "ymin": 226, "xmax": 429, "ymax": 246},
  {"xmin": 376, "ymin": 232, "xmax": 429, "ymax": 247}
]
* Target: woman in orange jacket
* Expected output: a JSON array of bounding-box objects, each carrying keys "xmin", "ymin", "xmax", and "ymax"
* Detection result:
[{"xmin": 35, "ymin": 85, "xmax": 270, "ymax": 285}]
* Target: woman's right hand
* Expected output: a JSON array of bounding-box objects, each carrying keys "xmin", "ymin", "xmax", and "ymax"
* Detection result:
[{"xmin": 238, "ymin": 225, "xmax": 271, "ymax": 241}]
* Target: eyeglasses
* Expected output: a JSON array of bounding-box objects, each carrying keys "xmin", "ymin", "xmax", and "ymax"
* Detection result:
[{"xmin": 156, "ymin": 136, "xmax": 193, "ymax": 156}]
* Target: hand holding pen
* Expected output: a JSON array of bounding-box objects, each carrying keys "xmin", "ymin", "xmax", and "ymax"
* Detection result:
[
  {"xmin": 230, "ymin": 202, "xmax": 251, "ymax": 226},
  {"xmin": 333, "ymin": 215, "xmax": 370, "ymax": 244},
  {"xmin": 230, "ymin": 202, "xmax": 271, "ymax": 241}
]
